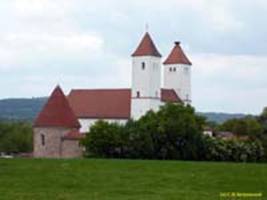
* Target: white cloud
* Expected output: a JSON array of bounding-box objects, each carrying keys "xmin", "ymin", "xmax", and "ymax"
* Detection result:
[
  {"xmin": 14, "ymin": 0, "xmax": 71, "ymax": 18},
  {"xmin": 0, "ymin": 32, "xmax": 104, "ymax": 70},
  {"xmin": 193, "ymin": 1, "xmax": 244, "ymax": 32},
  {"xmin": 0, "ymin": 0, "xmax": 105, "ymax": 71},
  {"xmin": 0, "ymin": 0, "xmax": 266, "ymax": 114},
  {"xmin": 192, "ymin": 53, "xmax": 267, "ymax": 114},
  {"xmin": 192, "ymin": 53, "xmax": 267, "ymax": 81},
  {"xmin": 4, "ymin": 32, "xmax": 103, "ymax": 51},
  {"xmin": 14, "ymin": 58, "xmax": 131, "ymax": 98}
]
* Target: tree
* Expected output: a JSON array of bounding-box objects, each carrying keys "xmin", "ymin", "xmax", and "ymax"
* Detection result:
[
  {"xmin": 260, "ymin": 107, "xmax": 267, "ymax": 120},
  {"xmin": 258, "ymin": 107, "xmax": 267, "ymax": 135},
  {"xmin": 82, "ymin": 104, "xmax": 266, "ymax": 162},
  {"xmin": 83, "ymin": 103, "xmax": 206, "ymax": 160},
  {"xmin": 82, "ymin": 120, "xmax": 126, "ymax": 158},
  {"xmin": 257, "ymin": 107, "xmax": 267, "ymax": 160},
  {"xmin": 0, "ymin": 122, "xmax": 33, "ymax": 153},
  {"xmin": 219, "ymin": 117, "xmax": 263, "ymax": 138}
]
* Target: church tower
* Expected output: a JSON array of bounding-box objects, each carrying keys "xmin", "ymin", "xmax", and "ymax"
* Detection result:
[
  {"xmin": 163, "ymin": 42, "xmax": 192, "ymax": 104},
  {"xmin": 131, "ymin": 32, "xmax": 162, "ymax": 119}
]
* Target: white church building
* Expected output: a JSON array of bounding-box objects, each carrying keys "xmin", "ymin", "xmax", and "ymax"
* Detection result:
[
  {"xmin": 35, "ymin": 32, "xmax": 192, "ymax": 133},
  {"xmin": 33, "ymin": 31, "xmax": 192, "ymax": 158}
]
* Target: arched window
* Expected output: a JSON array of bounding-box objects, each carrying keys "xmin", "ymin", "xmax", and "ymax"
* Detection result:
[
  {"xmin": 141, "ymin": 62, "xmax": 145, "ymax": 70},
  {"xmin": 169, "ymin": 67, "xmax": 172, "ymax": 72},
  {"xmin": 173, "ymin": 67, "xmax": 176, "ymax": 72},
  {"xmin": 137, "ymin": 91, "xmax": 140, "ymax": 98},
  {"xmin": 41, "ymin": 134, "xmax": 45, "ymax": 146}
]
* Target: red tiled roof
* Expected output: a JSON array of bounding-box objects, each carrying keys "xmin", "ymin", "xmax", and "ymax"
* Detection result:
[
  {"xmin": 68, "ymin": 89, "xmax": 131, "ymax": 119},
  {"xmin": 132, "ymin": 32, "xmax": 162, "ymax": 57},
  {"xmin": 163, "ymin": 42, "xmax": 192, "ymax": 65},
  {"xmin": 63, "ymin": 130, "xmax": 85, "ymax": 140},
  {"xmin": 161, "ymin": 89, "xmax": 182, "ymax": 103},
  {"xmin": 68, "ymin": 89, "xmax": 182, "ymax": 119},
  {"xmin": 34, "ymin": 86, "xmax": 81, "ymax": 128}
]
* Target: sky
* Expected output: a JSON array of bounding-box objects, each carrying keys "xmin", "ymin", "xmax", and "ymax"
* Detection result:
[{"xmin": 0, "ymin": 0, "xmax": 266, "ymax": 114}]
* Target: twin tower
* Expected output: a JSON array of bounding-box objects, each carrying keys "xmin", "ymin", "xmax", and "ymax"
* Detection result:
[{"xmin": 130, "ymin": 32, "xmax": 192, "ymax": 119}]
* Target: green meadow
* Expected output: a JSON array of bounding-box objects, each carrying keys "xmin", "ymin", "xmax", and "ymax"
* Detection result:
[{"xmin": 0, "ymin": 159, "xmax": 266, "ymax": 200}]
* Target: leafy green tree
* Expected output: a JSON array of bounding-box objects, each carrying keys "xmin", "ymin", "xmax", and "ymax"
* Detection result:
[
  {"xmin": 83, "ymin": 103, "xmax": 206, "ymax": 160},
  {"xmin": 82, "ymin": 120, "xmax": 126, "ymax": 158},
  {"xmin": 122, "ymin": 104, "xmax": 206, "ymax": 160},
  {"xmin": 82, "ymin": 104, "xmax": 266, "ymax": 162},
  {"xmin": 219, "ymin": 117, "xmax": 263, "ymax": 138},
  {"xmin": 257, "ymin": 107, "xmax": 267, "ymax": 160},
  {"xmin": 258, "ymin": 107, "xmax": 267, "ymax": 134},
  {"xmin": 0, "ymin": 122, "xmax": 32, "ymax": 153},
  {"xmin": 260, "ymin": 107, "xmax": 267, "ymax": 119},
  {"xmin": 205, "ymin": 120, "xmax": 219, "ymax": 131}
]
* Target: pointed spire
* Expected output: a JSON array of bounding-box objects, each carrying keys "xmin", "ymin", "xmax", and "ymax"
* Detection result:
[
  {"xmin": 163, "ymin": 41, "xmax": 192, "ymax": 65},
  {"xmin": 34, "ymin": 85, "xmax": 81, "ymax": 128},
  {"xmin": 132, "ymin": 32, "xmax": 162, "ymax": 57}
]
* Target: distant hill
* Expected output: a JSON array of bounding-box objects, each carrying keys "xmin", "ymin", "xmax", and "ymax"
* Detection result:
[
  {"xmin": 197, "ymin": 112, "xmax": 247, "ymax": 124},
  {"xmin": 0, "ymin": 97, "xmax": 247, "ymax": 123},
  {"xmin": 0, "ymin": 97, "xmax": 47, "ymax": 122}
]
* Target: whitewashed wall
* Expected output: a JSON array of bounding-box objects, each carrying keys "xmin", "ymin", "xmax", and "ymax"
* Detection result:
[
  {"xmin": 131, "ymin": 56, "xmax": 162, "ymax": 119},
  {"xmin": 79, "ymin": 118, "xmax": 128, "ymax": 133},
  {"xmin": 203, "ymin": 130, "xmax": 213, "ymax": 137},
  {"xmin": 131, "ymin": 56, "xmax": 161, "ymax": 98},
  {"xmin": 131, "ymin": 98, "xmax": 161, "ymax": 120},
  {"xmin": 163, "ymin": 63, "xmax": 191, "ymax": 104}
]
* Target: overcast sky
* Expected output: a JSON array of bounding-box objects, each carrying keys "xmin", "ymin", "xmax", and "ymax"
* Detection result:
[{"xmin": 0, "ymin": 0, "xmax": 266, "ymax": 114}]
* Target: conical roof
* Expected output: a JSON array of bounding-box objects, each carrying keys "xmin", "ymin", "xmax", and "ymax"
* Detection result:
[
  {"xmin": 164, "ymin": 42, "xmax": 192, "ymax": 65},
  {"xmin": 34, "ymin": 86, "xmax": 80, "ymax": 128},
  {"xmin": 132, "ymin": 32, "xmax": 161, "ymax": 57}
]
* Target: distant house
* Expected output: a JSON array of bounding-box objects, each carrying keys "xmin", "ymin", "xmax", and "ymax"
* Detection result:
[
  {"xmin": 215, "ymin": 131, "xmax": 250, "ymax": 141},
  {"xmin": 214, "ymin": 131, "xmax": 235, "ymax": 140},
  {"xmin": 203, "ymin": 127, "xmax": 213, "ymax": 137}
]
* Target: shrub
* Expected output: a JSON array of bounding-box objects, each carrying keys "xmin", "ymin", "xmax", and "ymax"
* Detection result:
[
  {"xmin": 202, "ymin": 136, "xmax": 265, "ymax": 162},
  {"xmin": 82, "ymin": 103, "xmax": 266, "ymax": 162}
]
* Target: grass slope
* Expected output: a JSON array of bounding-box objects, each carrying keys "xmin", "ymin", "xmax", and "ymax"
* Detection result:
[{"xmin": 0, "ymin": 159, "xmax": 266, "ymax": 200}]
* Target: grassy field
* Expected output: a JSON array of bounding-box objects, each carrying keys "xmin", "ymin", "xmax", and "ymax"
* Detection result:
[{"xmin": 0, "ymin": 159, "xmax": 266, "ymax": 200}]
